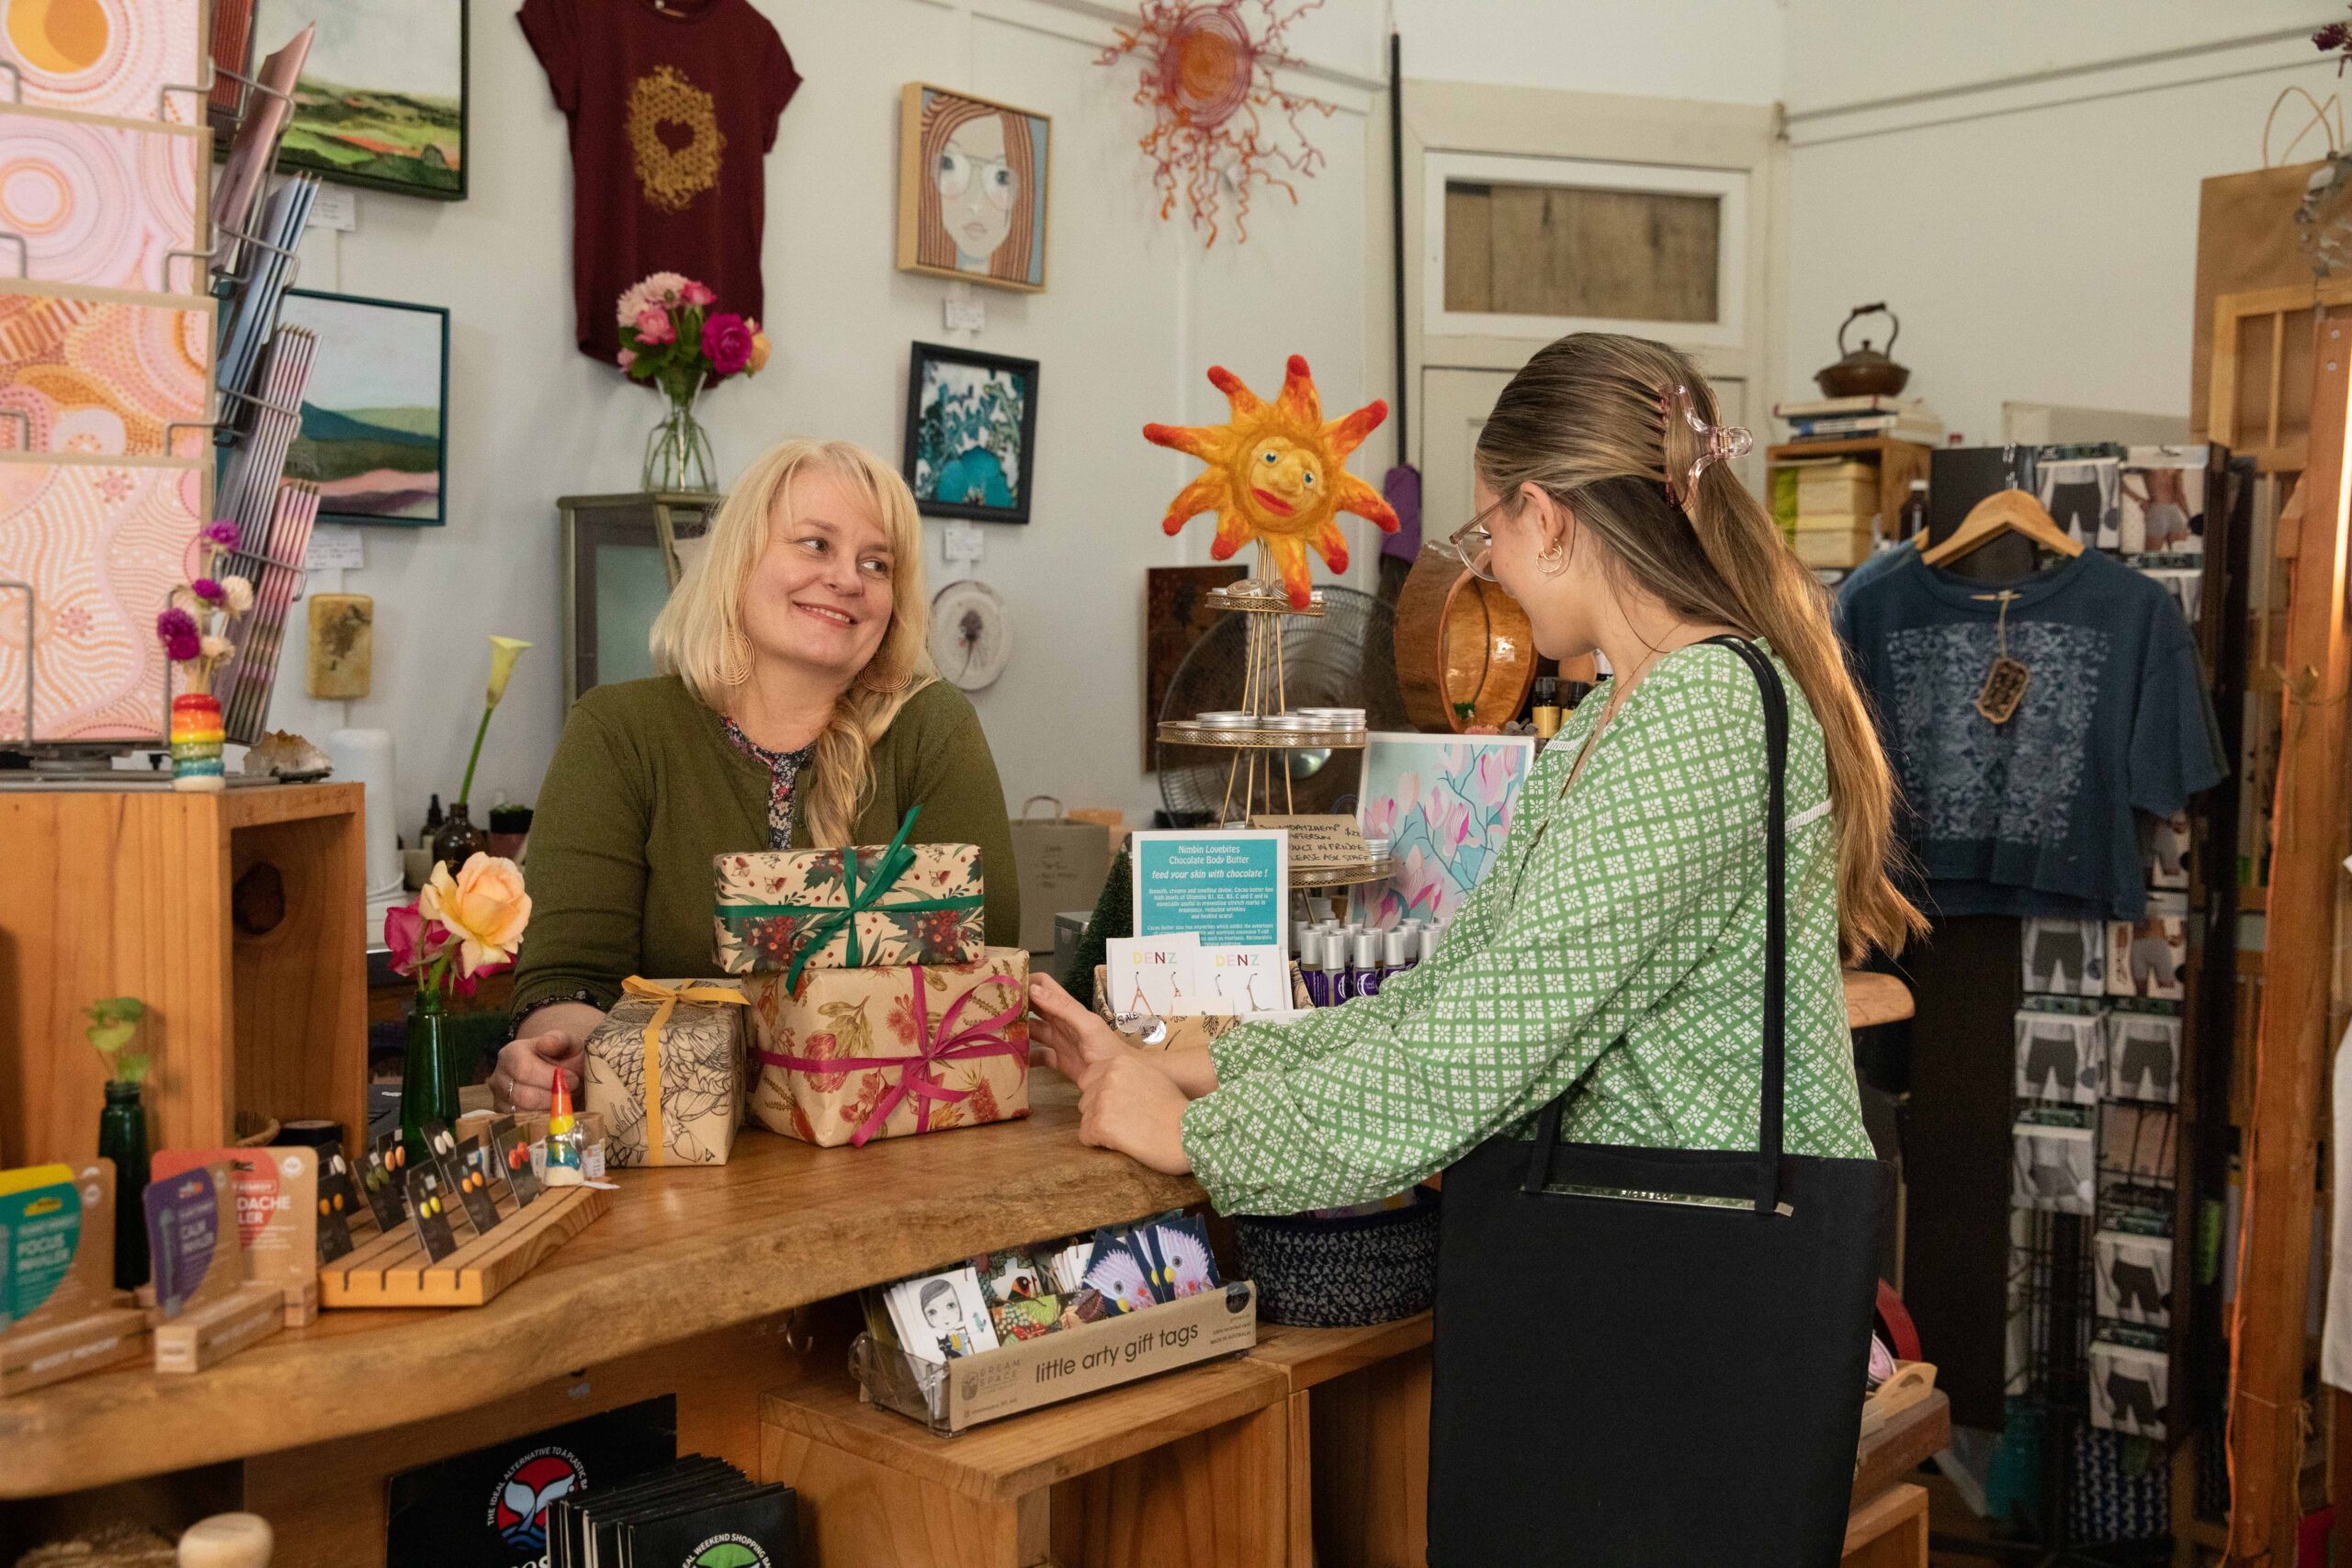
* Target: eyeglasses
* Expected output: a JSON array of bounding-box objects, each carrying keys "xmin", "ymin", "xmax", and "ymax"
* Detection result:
[{"xmin": 1450, "ymin": 502, "xmax": 1504, "ymax": 582}]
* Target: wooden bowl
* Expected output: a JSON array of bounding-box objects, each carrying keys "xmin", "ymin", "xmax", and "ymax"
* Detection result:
[{"xmin": 1394, "ymin": 544, "xmax": 1538, "ymax": 731}]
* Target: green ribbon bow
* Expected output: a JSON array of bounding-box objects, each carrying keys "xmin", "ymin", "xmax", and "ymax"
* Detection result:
[{"xmin": 726, "ymin": 806, "xmax": 985, "ymax": 989}]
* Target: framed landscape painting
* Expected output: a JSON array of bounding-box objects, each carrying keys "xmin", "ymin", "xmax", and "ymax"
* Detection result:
[
  {"xmin": 902, "ymin": 342, "xmax": 1038, "ymax": 524},
  {"xmin": 275, "ymin": 289, "xmax": 448, "ymax": 526},
  {"xmin": 252, "ymin": 0, "xmax": 468, "ymax": 199}
]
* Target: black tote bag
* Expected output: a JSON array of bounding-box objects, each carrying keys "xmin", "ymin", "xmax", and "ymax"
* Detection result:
[{"xmin": 1427, "ymin": 637, "xmax": 1890, "ymax": 1568}]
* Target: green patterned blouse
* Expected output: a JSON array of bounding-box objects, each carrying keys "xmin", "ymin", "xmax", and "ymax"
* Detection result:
[{"xmin": 1182, "ymin": 642, "xmax": 1872, "ymax": 1217}]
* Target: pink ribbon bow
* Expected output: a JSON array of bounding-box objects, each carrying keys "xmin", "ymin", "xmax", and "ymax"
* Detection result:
[
  {"xmin": 1661, "ymin": 382, "xmax": 1753, "ymax": 505},
  {"xmin": 757, "ymin": 968, "xmax": 1026, "ymax": 1146}
]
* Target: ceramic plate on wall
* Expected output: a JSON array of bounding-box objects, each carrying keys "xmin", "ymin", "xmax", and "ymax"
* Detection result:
[{"xmin": 930, "ymin": 579, "xmax": 1011, "ymax": 692}]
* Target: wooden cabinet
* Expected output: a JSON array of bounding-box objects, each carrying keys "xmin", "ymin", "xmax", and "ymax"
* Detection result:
[
  {"xmin": 0, "ymin": 784, "xmax": 368, "ymax": 1164},
  {"xmin": 1766, "ymin": 436, "xmax": 1936, "ymax": 558}
]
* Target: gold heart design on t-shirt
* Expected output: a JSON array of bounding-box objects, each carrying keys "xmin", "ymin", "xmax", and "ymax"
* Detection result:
[{"xmin": 628, "ymin": 64, "xmax": 727, "ymax": 213}]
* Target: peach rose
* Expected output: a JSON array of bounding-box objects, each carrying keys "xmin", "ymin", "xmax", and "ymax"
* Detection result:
[{"xmin": 419, "ymin": 852, "xmax": 532, "ymax": 976}]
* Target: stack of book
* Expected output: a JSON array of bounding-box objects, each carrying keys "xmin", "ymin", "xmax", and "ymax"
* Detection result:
[
  {"xmin": 1773, "ymin": 458, "xmax": 1879, "ymax": 569},
  {"xmin": 1775, "ymin": 395, "xmax": 1944, "ymax": 446}
]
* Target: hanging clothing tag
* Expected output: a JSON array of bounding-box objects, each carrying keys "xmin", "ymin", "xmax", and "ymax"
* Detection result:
[{"xmin": 1973, "ymin": 591, "xmax": 2029, "ymax": 724}]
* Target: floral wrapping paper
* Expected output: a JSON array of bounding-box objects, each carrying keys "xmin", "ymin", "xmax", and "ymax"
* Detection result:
[
  {"xmin": 712, "ymin": 838, "xmax": 986, "ymax": 977},
  {"xmin": 745, "ymin": 949, "xmax": 1031, "ymax": 1148},
  {"xmin": 583, "ymin": 979, "xmax": 749, "ymax": 1166}
]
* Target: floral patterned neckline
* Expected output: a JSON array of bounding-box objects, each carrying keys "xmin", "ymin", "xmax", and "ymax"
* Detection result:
[{"xmin": 720, "ymin": 716, "xmax": 816, "ymax": 850}]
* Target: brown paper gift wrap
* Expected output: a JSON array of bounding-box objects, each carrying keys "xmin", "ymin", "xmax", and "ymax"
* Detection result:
[
  {"xmin": 583, "ymin": 977, "xmax": 750, "ymax": 1167},
  {"xmin": 713, "ymin": 805, "xmax": 985, "ymax": 979},
  {"xmin": 746, "ymin": 949, "xmax": 1030, "ymax": 1148}
]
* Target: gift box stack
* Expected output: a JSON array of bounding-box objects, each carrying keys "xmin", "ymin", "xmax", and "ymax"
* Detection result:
[{"xmin": 717, "ymin": 809, "xmax": 1030, "ymax": 1149}]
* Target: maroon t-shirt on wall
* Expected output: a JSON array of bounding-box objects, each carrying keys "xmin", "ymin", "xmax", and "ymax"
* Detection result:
[{"xmin": 518, "ymin": 0, "xmax": 800, "ymax": 363}]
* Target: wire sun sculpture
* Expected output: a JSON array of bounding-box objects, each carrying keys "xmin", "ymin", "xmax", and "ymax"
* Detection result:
[{"xmin": 1097, "ymin": 0, "xmax": 1335, "ymax": 246}]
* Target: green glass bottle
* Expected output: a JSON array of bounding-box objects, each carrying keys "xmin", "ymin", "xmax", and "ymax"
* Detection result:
[
  {"xmin": 96, "ymin": 1080, "xmax": 150, "ymax": 1291},
  {"xmin": 399, "ymin": 989, "xmax": 457, "ymax": 1166}
]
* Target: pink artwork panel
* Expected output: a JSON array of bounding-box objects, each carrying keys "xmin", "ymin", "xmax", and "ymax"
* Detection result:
[
  {"xmin": 0, "ymin": 107, "xmax": 201, "ymax": 292},
  {"xmin": 1, "ymin": 0, "xmax": 206, "ymax": 124},
  {"xmin": 0, "ymin": 291, "xmax": 209, "ymax": 457},
  {"xmin": 0, "ymin": 459, "xmax": 203, "ymax": 742}
]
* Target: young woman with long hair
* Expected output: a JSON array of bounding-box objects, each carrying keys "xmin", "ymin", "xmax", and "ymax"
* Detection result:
[{"xmin": 1027, "ymin": 332, "xmax": 1923, "ymax": 1562}]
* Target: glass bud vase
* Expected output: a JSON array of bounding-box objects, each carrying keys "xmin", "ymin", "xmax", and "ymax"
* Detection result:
[
  {"xmin": 430, "ymin": 801, "xmax": 489, "ymax": 875},
  {"xmin": 399, "ymin": 990, "xmax": 458, "ymax": 1167},
  {"xmin": 96, "ymin": 1081, "xmax": 150, "ymax": 1290},
  {"xmin": 641, "ymin": 388, "xmax": 716, "ymax": 493},
  {"xmin": 168, "ymin": 691, "xmax": 225, "ymax": 793}
]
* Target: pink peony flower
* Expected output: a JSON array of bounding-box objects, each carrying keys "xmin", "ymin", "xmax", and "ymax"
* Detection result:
[
  {"xmin": 679, "ymin": 279, "xmax": 715, "ymax": 307},
  {"xmin": 702, "ymin": 311, "xmax": 753, "ymax": 377},
  {"xmin": 191, "ymin": 578, "xmax": 223, "ymax": 603},
  {"xmin": 616, "ymin": 271, "xmax": 691, "ymax": 328},
  {"xmin": 633, "ymin": 307, "xmax": 675, "ymax": 345},
  {"xmin": 203, "ymin": 519, "xmax": 240, "ymax": 548},
  {"xmin": 616, "ymin": 347, "xmax": 637, "ymax": 372}
]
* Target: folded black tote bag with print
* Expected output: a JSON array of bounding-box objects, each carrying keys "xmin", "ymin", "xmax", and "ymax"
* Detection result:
[{"xmin": 1427, "ymin": 637, "xmax": 1890, "ymax": 1567}]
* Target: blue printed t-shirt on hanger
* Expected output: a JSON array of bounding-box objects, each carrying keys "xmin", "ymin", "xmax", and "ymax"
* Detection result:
[{"xmin": 1837, "ymin": 547, "xmax": 2225, "ymax": 920}]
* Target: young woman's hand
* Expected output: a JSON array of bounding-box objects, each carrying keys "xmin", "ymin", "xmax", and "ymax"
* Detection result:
[
  {"xmin": 1073, "ymin": 1053, "xmax": 1194, "ymax": 1176},
  {"xmin": 1024, "ymin": 975, "xmax": 1133, "ymax": 1077}
]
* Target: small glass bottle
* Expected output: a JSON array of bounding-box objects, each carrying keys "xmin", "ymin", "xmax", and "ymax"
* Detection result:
[
  {"xmin": 1351, "ymin": 931, "xmax": 1385, "ymax": 998},
  {"xmin": 96, "ymin": 1081, "xmax": 150, "ymax": 1290},
  {"xmin": 1896, "ymin": 478, "xmax": 1929, "ymax": 544},
  {"xmin": 1299, "ymin": 932, "xmax": 1331, "ymax": 1007},
  {"xmin": 1531, "ymin": 676, "xmax": 1562, "ymax": 744},
  {"xmin": 1382, "ymin": 926, "xmax": 1415, "ymax": 984},
  {"xmin": 430, "ymin": 801, "xmax": 489, "ymax": 874}
]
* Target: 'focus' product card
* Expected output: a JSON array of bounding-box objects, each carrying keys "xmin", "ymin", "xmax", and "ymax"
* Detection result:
[
  {"xmin": 406, "ymin": 1168, "xmax": 458, "ymax": 1260},
  {"xmin": 361, "ymin": 1132, "xmax": 409, "ymax": 1230},
  {"xmin": 453, "ymin": 1135, "xmax": 504, "ymax": 1235}
]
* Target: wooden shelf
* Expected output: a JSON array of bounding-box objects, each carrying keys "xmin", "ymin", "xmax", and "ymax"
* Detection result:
[
  {"xmin": 763, "ymin": 1354, "xmax": 1288, "ymax": 1504},
  {"xmin": 1247, "ymin": 1313, "xmax": 1431, "ymax": 1393},
  {"xmin": 0, "ymin": 1077, "xmax": 1199, "ymax": 1499}
]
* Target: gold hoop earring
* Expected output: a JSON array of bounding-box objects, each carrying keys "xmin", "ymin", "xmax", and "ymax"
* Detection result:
[
  {"xmin": 857, "ymin": 661, "xmax": 913, "ymax": 694},
  {"xmin": 719, "ymin": 628, "xmax": 752, "ymax": 687},
  {"xmin": 1538, "ymin": 542, "xmax": 1568, "ymax": 577}
]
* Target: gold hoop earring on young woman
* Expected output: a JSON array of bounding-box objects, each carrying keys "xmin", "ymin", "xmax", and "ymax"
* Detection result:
[{"xmin": 1538, "ymin": 542, "xmax": 1568, "ymax": 577}]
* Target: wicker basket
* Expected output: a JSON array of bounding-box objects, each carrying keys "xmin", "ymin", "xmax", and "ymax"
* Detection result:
[{"xmin": 1229, "ymin": 1188, "xmax": 1441, "ymax": 1327}]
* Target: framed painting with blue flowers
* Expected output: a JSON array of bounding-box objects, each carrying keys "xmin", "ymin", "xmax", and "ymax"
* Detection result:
[{"xmin": 903, "ymin": 341, "xmax": 1040, "ymax": 525}]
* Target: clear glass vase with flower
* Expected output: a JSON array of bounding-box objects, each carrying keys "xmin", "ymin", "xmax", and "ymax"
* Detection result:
[
  {"xmin": 387, "ymin": 853, "xmax": 532, "ymax": 1162},
  {"xmin": 615, "ymin": 270, "xmax": 770, "ymax": 492}
]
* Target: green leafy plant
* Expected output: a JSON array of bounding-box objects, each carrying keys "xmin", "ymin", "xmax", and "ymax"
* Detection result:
[{"xmin": 84, "ymin": 998, "xmax": 151, "ymax": 1085}]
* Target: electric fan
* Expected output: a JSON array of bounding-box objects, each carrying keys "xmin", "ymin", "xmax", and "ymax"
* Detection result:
[{"xmin": 1157, "ymin": 584, "xmax": 1404, "ymax": 824}]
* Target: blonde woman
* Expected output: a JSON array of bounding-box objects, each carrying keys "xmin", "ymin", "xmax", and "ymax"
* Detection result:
[
  {"xmin": 494, "ymin": 439, "xmax": 1018, "ymax": 1111},
  {"xmin": 1027, "ymin": 333, "xmax": 1921, "ymax": 1562}
]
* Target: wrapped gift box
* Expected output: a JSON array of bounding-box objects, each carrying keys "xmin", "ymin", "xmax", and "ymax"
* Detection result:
[
  {"xmin": 746, "ymin": 950, "xmax": 1030, "ymax": 1148},
  {"xmin": 713, "ymin": 818, "xmax": 985, "ymax": 978},
  {"xmin": 583, "ymin": 978, "xmax": 750, "ymax": 1166}
]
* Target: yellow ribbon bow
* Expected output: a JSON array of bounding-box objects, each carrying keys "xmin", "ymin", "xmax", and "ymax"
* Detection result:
[{"xmin": 619, "ymin": 976, "xmax": 748, "ymax": 1166}]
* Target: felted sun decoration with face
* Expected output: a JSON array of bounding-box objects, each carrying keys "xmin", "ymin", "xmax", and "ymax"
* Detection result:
[{"xmin": 1145, "ymin": 354, "xmax": 1396, "ymax": 609}]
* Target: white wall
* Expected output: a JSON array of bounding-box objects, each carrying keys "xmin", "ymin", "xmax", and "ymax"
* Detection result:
[
  {"xmin": 1783, "ymin": 5, "xmax": 2342, "ymax": 443},
  {"xmin": 1390, "ymin": 0, "xmax": 1784, "ymax": 106},
  {"xmin": 262, "ymin": 0, "xmax": 1388, "ymax": 838}
]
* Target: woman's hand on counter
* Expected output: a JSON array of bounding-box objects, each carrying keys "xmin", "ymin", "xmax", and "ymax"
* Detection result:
[
  {"xmin": 1073, "ymin": 1053, "xmax": 1194, "ymax": 1176},
  {"xmin": 1026, "ymin": 975, "xmax": 1220, "ymax": 1098},
  {"xmin": 491, "ymin": 1001, "xmax": 603, "ymax": 1111}
]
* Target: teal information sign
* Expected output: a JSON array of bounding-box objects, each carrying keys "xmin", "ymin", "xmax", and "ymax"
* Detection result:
[{"xmin": 1130, "ymin": 830, "xmax": 1289, "ymax": 949}]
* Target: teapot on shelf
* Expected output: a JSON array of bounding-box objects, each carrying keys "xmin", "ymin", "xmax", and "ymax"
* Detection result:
[{"xmin": 1815, "ymin": 302, "xmax": 1911, "ymax": 398}]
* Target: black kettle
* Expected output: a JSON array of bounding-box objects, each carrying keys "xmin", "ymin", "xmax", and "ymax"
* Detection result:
[{"xmin": 1815, "ymin": 303, "xmax": 1910, "ymax": 398}]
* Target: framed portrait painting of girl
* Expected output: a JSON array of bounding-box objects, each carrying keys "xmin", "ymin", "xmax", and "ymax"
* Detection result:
[{"xmin": 897, "ymin": 83, "xmax": 1050, "ymax": 292}]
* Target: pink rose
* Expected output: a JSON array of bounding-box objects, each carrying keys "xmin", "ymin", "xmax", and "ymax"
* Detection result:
[
  {"xmin": 702, "ymin": 311, "xmax": 753, "ymax": 377},
  {"xmin": 385, "ymin": 902, "xmax": 425, "ymax": 976},
  {"xmin": 680, "ymin": 279, "xmax": 715, "ymax": 307},
  {"xmin": 616, "ymin": 347, "xmax": 637, "ymax": 372},
  {"xmin": 634, "ymin": 307, "xmax": 675, "ymax": 346}
]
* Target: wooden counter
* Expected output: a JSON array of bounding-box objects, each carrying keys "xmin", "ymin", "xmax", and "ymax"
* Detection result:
[
  {"xmin": 0, "ymin": 1078, "xmax": 1196, "ymax": 1500},
  {"xmin": 1, "ymin": 973, "xmax": 1914, "ymax": 1508}
]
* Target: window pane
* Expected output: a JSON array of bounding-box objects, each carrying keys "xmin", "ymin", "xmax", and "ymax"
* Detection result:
[{"xmin": 1443, "ymin": 180, "xmax": 1721, "ymax": 323}]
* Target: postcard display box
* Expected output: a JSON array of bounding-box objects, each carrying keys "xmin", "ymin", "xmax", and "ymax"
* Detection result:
[
  {"xmin": 0, "ymin": 785, "xmax": 370, "ymax": 1163},
  {"xmin": 763, "ymin": 1284, "xmax": 1285, "ymax": 1567}
]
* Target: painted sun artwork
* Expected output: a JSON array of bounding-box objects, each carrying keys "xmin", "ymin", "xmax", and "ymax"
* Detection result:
[
  {"xmin": 1096, "ymin": 0, "xmax": 1333, "ymax": 245},
  {"xmin": 1145, "ymin": 354, "xmax": 1396, "ymax": 609}
]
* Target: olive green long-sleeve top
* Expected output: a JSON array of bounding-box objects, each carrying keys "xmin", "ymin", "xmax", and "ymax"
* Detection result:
[{"xmin": 512, "ymin": 675, "xmax": 1020, "ymax": 1018}]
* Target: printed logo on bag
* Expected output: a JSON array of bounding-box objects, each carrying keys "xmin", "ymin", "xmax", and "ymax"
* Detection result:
[
  {"xmin": 686, "ymin": 1537, "xmax": 770, "ymax": 1568},
  {"xmin": 490, "ymin": 1447, "xmax": 582, "ymax": 1554}
]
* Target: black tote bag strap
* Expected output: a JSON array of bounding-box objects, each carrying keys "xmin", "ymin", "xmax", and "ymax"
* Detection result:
[{"xmin": 1521, "ymin": 636, "xmax": 1792, "ymax": 1216}]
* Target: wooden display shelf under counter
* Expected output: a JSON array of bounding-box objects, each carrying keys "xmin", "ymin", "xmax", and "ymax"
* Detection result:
[{"xmin": 0, "ymin": 784, "xmax": 368, "ymax": 1164}]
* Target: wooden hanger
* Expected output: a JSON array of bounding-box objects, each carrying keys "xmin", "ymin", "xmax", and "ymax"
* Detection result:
[{"xmin": 1917, "ymin": 487, "xmax": 2085, "ymax": 568}]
